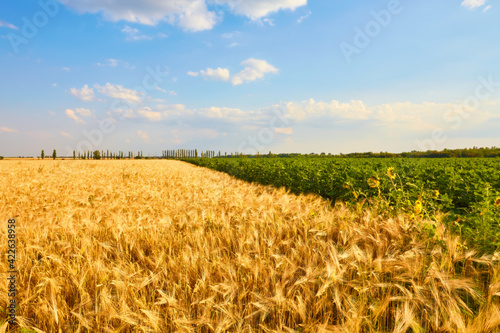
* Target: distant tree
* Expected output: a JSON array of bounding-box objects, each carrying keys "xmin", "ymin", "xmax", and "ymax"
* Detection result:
[
  {"xmin": 93, "ymin": 150, "xmax": 101, "ymax": 160},
  {"xmin": 41, "ymin": 150, "xmax": 45, "ymax": 160},
  {"xmin": 73, "ymin": 150, "xmax": 76, "ymax": 159},
  {"xmin": 52, "ymin": 149, "xmax": 56, "ymax": 160}
]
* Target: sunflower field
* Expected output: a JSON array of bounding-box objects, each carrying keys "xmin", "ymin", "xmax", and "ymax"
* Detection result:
[{"xmin": 185, "ymin": 157, "xmax": 500, "ymax": 253}]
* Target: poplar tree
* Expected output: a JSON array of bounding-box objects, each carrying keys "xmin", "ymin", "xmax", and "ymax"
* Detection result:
[{"xmin": 41, "ymin": 150, "xmax": 45, "ymax": 160}]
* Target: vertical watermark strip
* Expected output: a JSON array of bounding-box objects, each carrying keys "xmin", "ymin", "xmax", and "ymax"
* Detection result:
[{"xmin": 7, "ymin": 218, "xmax": 17, "ymax": 325}]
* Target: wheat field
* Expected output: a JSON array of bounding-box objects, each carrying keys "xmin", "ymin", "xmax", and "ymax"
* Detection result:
[{"xmin": 0, "ymin": 160, "xmax": 499, "ymax": 332}]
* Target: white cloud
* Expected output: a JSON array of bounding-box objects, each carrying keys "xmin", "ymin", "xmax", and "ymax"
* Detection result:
[
  {"xmin": 283, "ymin": 99, "xmax": 371, "ymax": 121},
  {"xmin": 138, "ymin": 107, "xmax": 162, "ymax": 121},
  {"xmin": 0, "ymin": 20, "xmax": 18, "ymax": 30},
  {"xmin": 95, "ymin": 83, "xmax": 142, "ymax": 103},
  {"xmin": 62, "ymin": 67, "xmax": 70, "ymax": 71},
  {"xmin": 60, "ymin": 0, "xmax": 306, "ymax": 31},
  {"xmin": 297, "ymin": 10, "xmax": 311, "ymax": 23},
  {"xmin": 62, "ymin": 0, "xmax": 219, "ymax": 31},
  {"xmin": 215, "ymin": 0, "xmax": 307, "ymax": 20},
  {"xmin": 275, "ymin": 127, "xmax": 293, "ymax": 135},
  {"xmin": 114, "ymin": 108, "xmax": 136, "ymax": 119},
  {"xmin": 106, "ymin": 59, "xmax": 119, "ymax": 67},
  {"xmin": 278, "ymin": 99, "xmax": 500, "ymax": 134},
  {"xmin": 60, "ymin": 132, "xmax": 73, "ymax": 138},
  {"xmin": 100, "ymin": 97, "xmax": 500, "ymax": 155},
  {"xmin": 199, "ymin": 106, "xmax": 246, "ymax": 119},
  {"xmin": 231, "ymin": 58, "xmax": 278, "ymax": 85},
  {"xmin": 1, "ymin": 127, "xmax": 17, "ymax": 133},
  {"xmin": 221, "ymin": 31, "xmax": 241, "ymax": 39},
  {"xmin": 65, "ymin": 109, "xmax": 86, "ymax": 124},
  {"xmin": 155, "ymin": 87, "xmax": 177, "ymax": 95},
  {"xmin": 138, "ymin": 130, "xmax": 150, "ymax": 142},
  {"xmin": 259, "ymin": 18, "xmax": 275, "ymax": 26},
  {"xmin": 74, "ymin": 108, "xmax": 93, "ymax": 117},
  {"xmin": 200, "ymin": 67, "xmax": 231, "ymax": 81},
  {"xmin": 113, "ymin": 103, "xmax": 188, "ymax": 121},
  {"xmin": 104, "ymin": 97, "xmax": 500, "ymax": 152},
  {"xmin": 176, "ymin": 0, "xmax": 220, "ymax": 31},
  {"xmin": 188, "ymin": 67, "xmax": 231, "ymax": 81},
  {"xmin": 69, "ymin": 85, "xmax": 96, "ymax": 101},
  {"xmin": 483, "ymin": 5, "xmax": 492, "ymax": 11},
  {"xmin": 461, "ymin": 0, "xmax": 488, "ymax": 9},
  {"xmin": 189, "ymin": 59, "xmax": 277, "ymax": 85},
  {"xmin": 221, "ymin": 31, "xmax": 242, "ymax": 47},
  {"xmin": 96, "ymin": 58, "xmax": 133, "ymax": 69},
  {"xmin": 158, "ymin": 104, "xmax": 192, "ymax": 119},
  {"xmin": 121, "ymin": 25, "xmax": 153, "ymax": 41}
]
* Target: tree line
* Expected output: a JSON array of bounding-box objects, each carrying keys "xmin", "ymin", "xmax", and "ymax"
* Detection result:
[
  {"xmin": 37, "ymin": 146, "xmax": 500, "ymax": 160},
  {"xmin": 39, "ymin": 149, "xmax": 226, "ymax": 160}
]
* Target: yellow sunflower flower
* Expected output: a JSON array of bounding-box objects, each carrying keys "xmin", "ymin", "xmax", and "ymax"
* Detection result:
[
  {"xmin": 434, "ymin": 190, "xmax": 440, "ymax": 198},
  {"xmin": 387, "ymin": 167, "xmax": 395, "ymax": 179},
  {"xmin": 367, "ymin": 177, "xmax": 380, "ymax": 188},
  {"xmin": 414, "ymin": 200, "xmax": 423, "ymax": 215},
  {"xmin": 495, "ymin": 197, "xmax": 500, "ymax": 206}
]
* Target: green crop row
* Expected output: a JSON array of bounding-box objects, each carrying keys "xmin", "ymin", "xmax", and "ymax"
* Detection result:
[{"xmin": 184, "ymin": 157, "xmax": 500, "ymax": 253}]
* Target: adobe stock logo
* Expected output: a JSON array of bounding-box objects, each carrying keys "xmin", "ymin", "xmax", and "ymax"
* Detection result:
[
  {"xmin": 6, "ymin": 0, "xmax": 66, "ymax": 54},
  {"xmin": 339, "ymin": 0, "xmax": 411, "ymax": 63}
]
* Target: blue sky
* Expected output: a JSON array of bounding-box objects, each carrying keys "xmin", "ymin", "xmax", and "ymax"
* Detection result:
[{"xmin": 1, "ymin": 0, "xmax": 499, "ymax": 156}]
